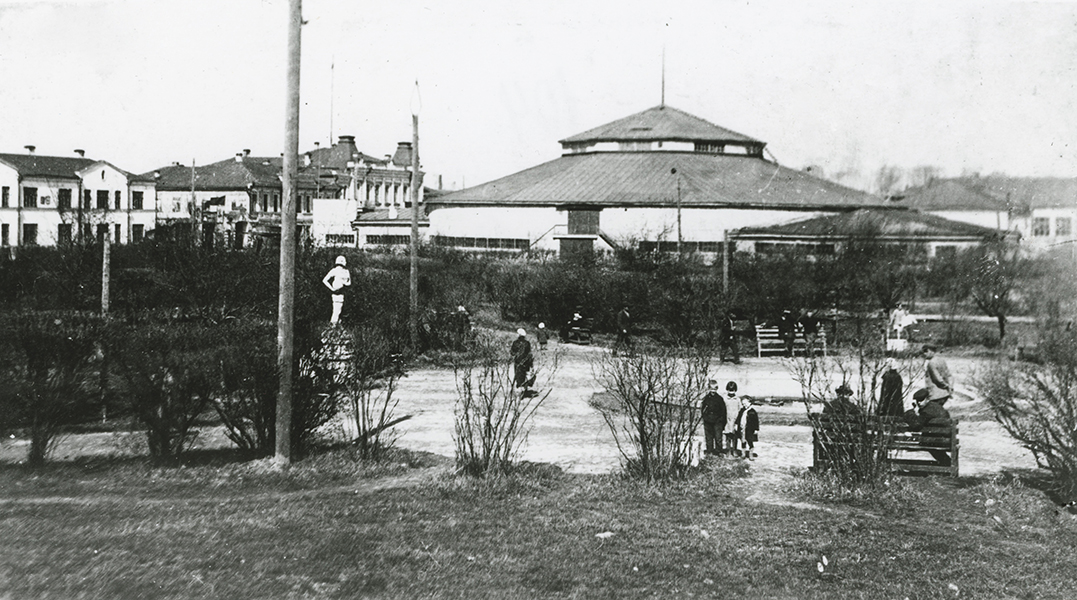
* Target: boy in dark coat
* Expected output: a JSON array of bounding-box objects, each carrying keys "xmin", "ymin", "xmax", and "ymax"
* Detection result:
[
  {"xmin": 700, "ymin": 380, "xmax": 727, "ymax": 455},
  {"xmin": 734, "ymin": 392, "xmax": 759, "ymax": 459}
]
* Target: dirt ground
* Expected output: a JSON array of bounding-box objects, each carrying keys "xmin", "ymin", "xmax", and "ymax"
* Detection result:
[
  {"xmin": 0, "ymin": 340, "xmax": 1037, "ymax": 485},
  {"xmin": 386, "ymin": 340, "xmax": 1037, "ymax": 480}
]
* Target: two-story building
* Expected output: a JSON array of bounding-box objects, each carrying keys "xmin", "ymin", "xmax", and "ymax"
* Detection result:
[{"xmin": 0, "ymin": 147, "xmax": 156, "ymax": 250}]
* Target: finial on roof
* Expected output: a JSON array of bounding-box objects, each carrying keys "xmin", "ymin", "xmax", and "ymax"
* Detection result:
[{"xmin": 660, "ymin": 46, "xmax": 666, "ymax": 108}]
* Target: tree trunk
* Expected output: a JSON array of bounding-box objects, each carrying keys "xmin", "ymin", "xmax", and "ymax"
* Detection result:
[{"xmin": 997, "ymin": 314, "xmax": 1007, "ymax": 342}]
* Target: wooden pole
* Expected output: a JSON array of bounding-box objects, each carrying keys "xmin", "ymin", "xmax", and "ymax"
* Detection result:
[
  {"xmin": 722, "ymin": 229, "xmax": 729, "ymax": 295},
  {"xmin": 409, "ymin": 111, "xmax": 420, "ymax": 351},
  {"xmin": 101, "ymin": 224, "xmax": 110, "ymax": 316},
  {"xmin": 276, "ymin": 0, "xmax": 302, "ymax": 465}
]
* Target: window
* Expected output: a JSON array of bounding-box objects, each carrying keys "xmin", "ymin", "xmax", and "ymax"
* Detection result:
[
  {"xmin": 22, "ymin": 223, "xmax": 37, "ymax": 245},
  {"xmin": 114, "ymin": 191, "xmax": 121, "ymax": 210},
  {"xmin": 695, "ymin": 142, "xmax": 725, "ymax": 154},
  {"xmin": 1032, "ymin": 217, "xmax": 1050, "ymax": 237},
  {"xmin": 260, "ymin": 193, "xmax": 268, "ymax": 212},
  {"xmin": 81, "ymin": 223, "xmax": 92, "ymax": 241},
  {"xmin": 114, "ymin": 224, "xmax": 121, "ymax": 244},
  {"xmin": 83, "ymin": 190, "xmax": 92, "ymax": 209},
  {"xmin": 58, "ymin": 189, "xmax": 72, "ymax": 210},
  {"xmin": 132, "ymin": 224, "xmax": 145, "ymax": 242},
  {"xmin": 325, "ymin": 233, "xmax": 357, "ymax": 245},
  {"xmin": 432, "ymin": 235, "xmax": 529, "ymax": 250},
  {"xmin": 132, "ymin": 191, "xmax": 144, "ymax": 210},
  {"xmin": 1, "ymin": 186, "xmax": 8, "ymax": 207},
  {"xmin": 23, "ymin": 187, "xmax": 37, "ymax": 208},
  {"xmin": 567, "ymin": 210, "xmax": 600, "ymax": 235},
  {"xmin": 96, "ymin": 224, "xmax": 108, "ymax": 244},
  {"xmin": 97, "ymin": 190, "xmax": 109, "ymax": 209},
  {"xmin": 1, "ymin": 223, "xmax": 8, "ymax": 246},
  {"xmin": 1056, "ymin": 217, "xmax": 1072, "ymax": 237},
  {"xmin": 172, "ymin": 200, "xmax": 182, "ymax": 213},
  {"xmin": 273, "ymin": 193, "xmax": 280, "ymax": 212},
  {"xmin": 58, "ymin": 223, "xmax": 72, "ymax": 245},
  {"xmin": 364, "ymin": 234, "xmax": 408, "ymax": 246},
  {"xmin": 935, "ymin": 245, "xmax": 957, "ymax": 260}
]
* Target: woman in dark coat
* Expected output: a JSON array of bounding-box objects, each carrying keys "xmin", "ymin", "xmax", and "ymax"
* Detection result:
[{"xmin": 878, "ymin": 358, "xmax": 905, "ymax": 418}]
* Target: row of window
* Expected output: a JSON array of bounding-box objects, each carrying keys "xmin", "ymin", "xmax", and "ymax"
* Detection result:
[
  {"xmin": 1031, "ymin": 216, "xmax": 1072, "ymax": 237},
  {"xmin": 638, "ymin": 240, "xmax": 725, "ymax": 253},
  {"xmin": 0, "ymin": 186, "xmax": 144, "ymax": 210},
  {"xmin": 0, "ymin": 223, "xmax": 145, "ymax": 246},
  {"xmin": 364, "ymin": 234, "xmax": 408, "ymax": 246},
  {"xmin": 433, "ymin": 235, "xmax": 530, "ymax": 250}
]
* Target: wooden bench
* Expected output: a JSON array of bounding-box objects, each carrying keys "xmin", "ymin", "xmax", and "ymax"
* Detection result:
[
  {"xmin": 755, "ymin": 326, "xmax": 827, "ymax": 357},
  {"xmin": 810, "ymin": 415, "xmax": 959, "ymax": 477},
  {"xmin": 563, "ymin": 318, "xmax": 594, "ymax": 345}
]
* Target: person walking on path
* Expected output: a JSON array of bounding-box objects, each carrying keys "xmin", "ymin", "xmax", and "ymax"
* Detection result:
[
  {"xmin": 878, "ymin": 358, "xmax": 905, "ymax": 418},
  {"xmin": 700, "ymin": 380, "xmax": 727, "ymax": 455},
  {"xmin": 778, "ymin": 310, "xmax": 797, "ymax": 357},
  {"xmin": 922, "ymin": 344, "xmax": 953, "ymax": 405},
  {"xmin": 536, "ymin": 322, "xmax": 549, "ymax": 349},
  {"xmin": 733, "ymin": 389, "xmax": 759, "ymax": 459},
  {"xmin": 614, "ymin": 306, "xmax": 632, "ymax": 356},
  {"xmin": 510, "ymin": 328, "xmax": 534, "ymax": 389},
  {"xmin": 322, "ymin": 255, "xmax": 352, "ymax": 325},
  {"xmin": 719, "ymin": 312, "xmax": 740, "ymax": 364}
]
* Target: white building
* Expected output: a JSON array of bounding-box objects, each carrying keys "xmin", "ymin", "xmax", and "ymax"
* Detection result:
[{"xmin": 0, "ymin": 148, "xmax": 156, "ymax": 249}]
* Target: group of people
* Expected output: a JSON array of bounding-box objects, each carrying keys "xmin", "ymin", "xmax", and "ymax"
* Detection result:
[
  {"xmin": 776, "ymin": 309, "xmax": 822, "ymax": 357},
  {"xmin": 700, "ymin": 380, "xmax": 759, "ymax": 459},
  {"xmin": 820, "ymin": 343, "xmax": 955, "ymax": 465}
]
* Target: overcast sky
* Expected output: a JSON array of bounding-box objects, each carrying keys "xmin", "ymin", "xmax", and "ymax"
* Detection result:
[{"xmin": 1, "ymin": 0, "xmax": 1075, "ymax": 191}]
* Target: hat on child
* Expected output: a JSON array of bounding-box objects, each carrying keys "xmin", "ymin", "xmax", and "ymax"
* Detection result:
[
  {"xmin": 335, "ymin": 255, "xmax": 346, "ymax": 266},
  {"xmin": 517, "ymin": 328, "xmax": 526, "ymax": 336}
]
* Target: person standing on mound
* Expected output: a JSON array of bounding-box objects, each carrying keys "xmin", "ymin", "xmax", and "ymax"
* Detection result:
[{"xmin": 734, "ymin": 392, "xmax": 759, "ymax": 459}]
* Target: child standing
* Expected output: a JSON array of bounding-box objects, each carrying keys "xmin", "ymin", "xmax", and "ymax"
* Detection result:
[{"xmin": 734, "ymin": 393, "xmax": 759, "ymax": 460}]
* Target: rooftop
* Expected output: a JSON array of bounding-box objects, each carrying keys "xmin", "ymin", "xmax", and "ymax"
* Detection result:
[
  {"xmin": 732, "ymin": 208, "xmax": 1011, "ymax": 241},
  {"xmin": 559, "ymin": 105, "xmax": 762, "ymax": 146}
]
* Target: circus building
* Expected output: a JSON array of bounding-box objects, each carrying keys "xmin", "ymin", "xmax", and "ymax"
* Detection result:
[{"xmin": 424, "ymin": 104, "xmax": 886, "ymax": 258}]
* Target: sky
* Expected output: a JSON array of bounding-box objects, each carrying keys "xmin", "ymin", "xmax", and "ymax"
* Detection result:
[{"xmin": 1, "ymin": 0, "xmax": 1075, "ymax": 192}]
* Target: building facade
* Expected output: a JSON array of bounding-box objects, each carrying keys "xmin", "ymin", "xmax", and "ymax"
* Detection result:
[
  {"xmin": 426, "ymin": 105, "xmax": 888, "ymax": 258},
  {"xmin": 0, "ymin": 148, "xmax": 156, "ymax": 249}
]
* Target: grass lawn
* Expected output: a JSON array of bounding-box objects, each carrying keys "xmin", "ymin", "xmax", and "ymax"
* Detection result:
[{"xmin": 2, "ymin": 448, "xmax": 1076, "ymax": 599}]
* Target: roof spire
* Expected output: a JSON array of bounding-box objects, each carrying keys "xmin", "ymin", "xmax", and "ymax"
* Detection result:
[{"xmin": 660, "ymin": 46, "xmax": 666, "ymax": 108}]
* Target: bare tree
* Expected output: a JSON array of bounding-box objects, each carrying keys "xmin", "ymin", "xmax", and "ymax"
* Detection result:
[
  {"xmin": 977, "ymin": 325, "xmax": 1077, "ymax": 501},
  {"xmin": 591, "ymin": 347, "xmax": 710, "ymax": 482},
  {"xmin": 959, "ymin": 240, "xmax": 1041, "ymax": 342},
  {"xmin": 452, "ymin": 333, "xmax": 558, "ymax": 476},
  {"xmin": 873, "ymin": 165, "xmax": 905, "ymax": 197}
]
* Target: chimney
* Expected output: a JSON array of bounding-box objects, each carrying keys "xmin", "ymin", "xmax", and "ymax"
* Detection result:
[
  {"xmin": 243, "ymin": 149, "xmax": 250, "ymax": 157},
  {"xmin": 235, "ymin": 153, "xmax": 243, "ymax": 163},
  {"xmin": 338, "ymin": 135, "xmax": 356, "ymax": 146},
  {"xmin": 24, "ymin": 145, "xmax": 35, "ymax": 154},
  {"xmin": 74, "ymin": 149, "xmax": 85, "ymax": 158},
  {"xmin": 314, "ymin": 141, "xmax": 320, "ymax": 148},
  {"xmin": 392, "ymin": 142, "xmax": 413, "ymax": 167}
]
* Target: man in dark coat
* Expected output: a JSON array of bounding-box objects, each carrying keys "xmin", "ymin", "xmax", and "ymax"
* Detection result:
[
  {"xmin": 700, "ymin": 380, "xmax": 727, "ymax": 455},
  {"xmin": 510, "ymin": 328, "xmax": 534, "ymax": 389},
  {"xmin": 904, "ymin": 388, "xmax": 953, "ymax": 466},
  {"xmin": 878, "ymin": 358, "xmax": 905, "ymax": 418},
  {"xmin": 799, "ymin": 310, "xmax": 820, "ymax": 356},
  {"xmin": 734, "ymin": 392, "xmax": 759, "ymax": 459},
  {"xmin": 719, "ymin": 312, "xmax": 740, "ymax": 364},
  {"xmin": 777, "ymin": 310, "xmax": 797, "ymax": 357}
]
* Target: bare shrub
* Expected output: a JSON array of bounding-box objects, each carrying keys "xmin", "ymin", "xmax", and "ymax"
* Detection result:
[
  {"xmin": 977, "ymin": 325, "xmax": 1077, "ymax": 501},
  {"xmin": 789, "ymin": 350, "xmax": 921, "ymax": 488},
  {"xmin": 591, "ymin": 347, "xmax": 710, "ymax": 482},
  {"xmin": 106, "ymin": 321, "xmax": 219, "ymax": 462},
  {"xmin": 0, "ymin": 312, "xmax": 101, "ymax": 466},
  {"xmin": 452, "ymin": 333, "xmax": 557, "ymax": 476},
  {"xmin": 340, "ymin": 326, "xmax": 408, "ymax": 461}
]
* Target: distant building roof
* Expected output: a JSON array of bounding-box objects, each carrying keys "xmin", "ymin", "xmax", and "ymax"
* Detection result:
[
  {"xmin": 559, "ymin": 105, "xmax": 762, "ymax": 145},
  {"xmin": 354, "ymin": 206, "xmax": 427, "ymax": 224},
  {"xmin": 957, "ymin": 176, "xmax": 1077, "ymax": 210},
  {"xmin": 732, "ymin": 208, "xmax": 1011, "ymax": 242},
  {"xmin": 0, "ymin": 153, "xmax": 154, "ymax": 181},
  {"xmin": 430, "ymin": 150, "xmax": 881, "ymax": 210},
  {"xmin": 149, "ymin": 156, "xmax": 282, "ymax": 191},
  {"xmin": 894, "ymin": 179, "xmax": 1010, "ymax": 211},
  {"xmin": 898, "ymin": 176, "xmax": 1077, "ymax": 212}
]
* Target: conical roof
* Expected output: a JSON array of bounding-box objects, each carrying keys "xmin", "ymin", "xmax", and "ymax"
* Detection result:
[{"xmin": 558, "ymin": 105, "xmax": 762, "ymax": 145}]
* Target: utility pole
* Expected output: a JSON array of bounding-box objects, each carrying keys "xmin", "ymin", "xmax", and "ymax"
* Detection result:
[
  {"xmin": 722, "ymin": 229, "xmax": 730, "ymax": 295},
  {"xmin": 409, "ymin": 81, "xmax": 422, "ymax": 352},
  {"xmin": 190, "ymin": 159, "xmax": 197, "ymax": 246},
  {"xmin": 101, "ymin": 217, "xmax": 110, "ymax": 316},
  {"xmin": 672, "ymin": 167, "xmax": 682, "ymax": 253},
  {"xmin": 276, "ymin": 0, "xmax": 302, "ymax": 465}
]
